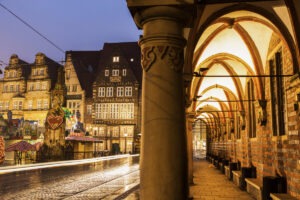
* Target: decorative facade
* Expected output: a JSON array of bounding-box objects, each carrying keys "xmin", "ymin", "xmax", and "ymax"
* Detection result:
[
  {"xmin": 0, "ymin": 53, "xmax": 62, "ymax": 161},
  {"xmin": 91, "ymin": 42, "xmax": 142, "ymax": 154}
]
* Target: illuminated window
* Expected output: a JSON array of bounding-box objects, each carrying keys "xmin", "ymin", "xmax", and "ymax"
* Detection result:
[
  {"xmin": 270, "ymin": 50, "xmax": 285, "ymax": 136},
  {"xmin": 37, "ymin": 99, "xmax": 42, "ymax": 109},
  {"xmin": 98, "ymin": 87, "xmax": 105, "ymax": 97},
  {"xmin": 66, "ymin": 69, "xmax": 71, "ymax": 79},
  {"xmin": 106, "ymin": 87, "xmax": 113, "ymax": 97},
  {"xmin": 10, "ymin": 85, "xmax": 14, "ymax": 92},
  {"xmin": 13, "ymin": 101, "xmax": 19, "ymax": 110},
  {"xmin": 99, "ymin": 127, "xmax": 105, "ymax": 136},
  {"xmin": 41, "ymin": 82, "xmax": 47, "ymax": 90},
  {"xmin": 13, "ymin": 101, "xmax": 17, "ymax": 110},
  {"xmin": 93, "ymin": 127, "xmax": 98, "ymax": 136},
  {"xmin": 112, "ymin": 127, "xmax": 119, "ymax": 137},
  {"xmin": 95, "ymin": 103, "xmax": 134, "ymax": 120},
  {"xmin": 36, "ymin": 83, "xmax": 40, "ymax": 90},
  {"xmin": 16, "ymin": 85, "xmax": 20, "ymax": 92},
  {"xmin": 28, "ymin": 100, "xmax": 33, "ymax": 110},
  {"xmin": 113, "ymin": 56, "xmax": 119, "ymax": 62},
  {"xmin": 72, "ymin": 85, "xmax": 77, "ymax": 92},
  {"xmin": 105, "ymin": 70, "xmax": 109, "ymax": 76},
  {"xmin": 40, "ymin": 69, "xmax": 44, "ymax": 75},
  {"xmin": 95, "ymin": 104, "xmax": 101, "ymax": 118},
  {"xmin": 43, "ymin": 99, "xmax": 48, "ymax": 109},
  {"xmin": 117, "ymin": 87, "xmax": 124, "ymax": 97},
  {"xmin": 87, "ymin": 105, "xmax": 92, "ymax": 115},
  {"xmin": 122, "ymin": 69, "xmax": 127, "ymax": 76},
  {"xmin": 19, "ymin": 101, "xmax": 23, "ymax": 110},
  {"xmin": 0, "ymin": 102, "xmax": 2, "ymax": 111},
  {"xmin": 29, "ymin": 83, "xmax": 34, "ymax": 91},
  {"xmin": 4, "ymin": 102, "xmax": 9, "ymax": 110},
  {"xmin": 112, "ymin": 69, "xmax": 119, "ymax": 76},
  {"xmin": 125, "ymin": 87, "xmax": 132, "ymax": 97}
]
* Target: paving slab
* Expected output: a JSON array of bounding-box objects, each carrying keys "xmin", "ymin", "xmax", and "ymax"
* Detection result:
[{"xmin": 190, "ymin": 160, "xmax": 255, "ymax": 200}]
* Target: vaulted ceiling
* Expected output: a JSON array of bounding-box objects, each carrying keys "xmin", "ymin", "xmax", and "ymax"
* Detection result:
[{"xmin": 189, "ymin": 9, "xmax": 294, "ymax": 125}]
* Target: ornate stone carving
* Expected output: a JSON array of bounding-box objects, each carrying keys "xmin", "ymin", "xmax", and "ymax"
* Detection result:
[
  {"xmin": 141, "ymin": 46, "xmax": 156, "ymax": 72},
  {"xmin": 141, "ymin": 45, "xmax": 184, "ymax": 72}
]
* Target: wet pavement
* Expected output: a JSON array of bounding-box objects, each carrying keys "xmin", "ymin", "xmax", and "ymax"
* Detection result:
[
  {"xmin": 190, "ymin": 160, "xmax": 254, "ymax": 200},
  {"xmin": 0, "ymin": 155, "xmax": 140, "ymax": 200}
]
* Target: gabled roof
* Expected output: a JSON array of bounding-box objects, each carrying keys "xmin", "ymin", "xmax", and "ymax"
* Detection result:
[
  {"xmin": 42, "ymin": 56, "xmax": 63, "ymax": 90},
  {"xmin": 66, "ymin": 51, "xmax": 101, "ymax": 98},
  {"xmin": 97, "ymin": 42, "xmax": 142, "ymax": 84},
  {"xmin": 4, "ymin": 54, "xmax": 31, "ymax": 80}
]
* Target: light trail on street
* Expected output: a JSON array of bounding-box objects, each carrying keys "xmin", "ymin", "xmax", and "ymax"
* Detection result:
[{"xmin": 0, "ymin": 155, "xmax": 140, "ymax": 200}]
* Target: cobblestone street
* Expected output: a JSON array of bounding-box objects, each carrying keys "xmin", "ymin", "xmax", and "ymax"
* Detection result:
[
  {"xmin": 0, "ymin": 155, "xmax": 140, "ymax": 200},
  {"xmin": 190, "ymin": 160, "xmax": 254, "ymax": 200}
]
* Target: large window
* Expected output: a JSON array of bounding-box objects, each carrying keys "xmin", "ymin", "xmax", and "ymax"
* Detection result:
[
  {"xmin": 68, "ymin": 101, "xmax": 80, "ymax": 115},
  {"xmin": 16, "ymin": 85, "xmax": 20, "ymax": 92},
  {"xmin": 36, "ymin": 83, "xmax": 40, "ymax": 90},
  {"xmin": 106, "ymin": 87, "xmax": 114, "ymax": 97},
  {"xmin": 117, "ymin": 87, "xmax": 124, "ymax": 97},
  {"xmin": 113, "ymin": 56, "xmax": 119, "ymax": 62},
  {"xmin": 4, "ymin": 102, "xmax": 9, "ymax": 110},
  {"xmin": 37, "ymin": 99, "xmax": 42, "ymax": 109},
  {"xmin": 125, "ymin": 87, "xmax": 132, "ymax": 97},
  {"xmin": 98, "ymin": 87, "xmax": 105, "ymax": 97},
  {"xmin": 28, "ymin": 100, "xmax": 33, "ymax": 110},
  {"xmin": 87, "ymin": 105, "xmax": 92, "ymax": 115},
  {"xmin": 72, "ymin": 85, "xmax": 77, "ymax": 92},
  {"xmin": 95, "ymin": 103, "xmax": 134, "ymax": 120},
  {"xmin": 270, "ymin": 51, "xmax": 285, "ymax": 136},
  {"xmin": 112, "ymin": 69, "xmax": 119, "ymax": 76},
  {"xmin": 13, "ymin": 101, "xmax": 18, "ymax": 110},
  {"xmin": 13, "ymin": 101, "xmax": 22, "ymax": 110},
  {"xmin": 41, "ymin": 82, "xmax": 47, "ymax": 90},
  {"xmin": 10, "ymin": 85, "xmax": 14, "ymax": 92},
  {"xmin": 247, "ymin": 79, "xmax": 256, "ymax": 138},
  {"xmin": 43, "ymin": 99, "xmax": 49, "ymax": 109}
]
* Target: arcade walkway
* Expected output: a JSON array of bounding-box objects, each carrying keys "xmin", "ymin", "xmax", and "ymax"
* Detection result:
[{"xmin": 190, "ymin": 160, "xmax": 254, "ymax": 200}]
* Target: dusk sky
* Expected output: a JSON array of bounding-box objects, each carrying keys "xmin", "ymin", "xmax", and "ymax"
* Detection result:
[{"xmin": 0, "ymin": 0, "xmax": 141, "ymax": 70}]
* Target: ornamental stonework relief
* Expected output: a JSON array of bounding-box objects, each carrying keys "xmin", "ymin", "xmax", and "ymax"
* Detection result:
[{"xmin": 141, "ymin": 45, "xmax": 183, "ymax": 72}]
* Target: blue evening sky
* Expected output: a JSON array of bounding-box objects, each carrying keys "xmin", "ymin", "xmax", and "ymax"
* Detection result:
[{"xmin": 0, "ymin": 0, "xmax": 141, "ymax": 69}]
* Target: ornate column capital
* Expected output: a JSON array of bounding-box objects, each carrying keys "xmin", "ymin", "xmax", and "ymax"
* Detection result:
[{"xmin": 127, "ymin": 1, "xmax": 195, "ymax": 28}]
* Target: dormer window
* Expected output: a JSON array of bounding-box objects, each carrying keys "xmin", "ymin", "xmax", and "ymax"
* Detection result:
[
  {"xmin": 105, "ymin": 70, "xmax": 109, "ymax": 76},
  {"xmin": 40, "ymin": 69, "xmax": 44, "ymax": 75},
  {"xmin": 122, "ymin": 69, "xmax": 127, "ymax": 76},
  {"xmin": 66, "ymin": 69, "xmax": 71, "ymax": 79},
  {"xmin": 113, "ymin": 56, "xmax": 119, "ymax": 63},
  {"xmin": 112, "ymin": 69, "xmax": 119, "ymax": 76}
]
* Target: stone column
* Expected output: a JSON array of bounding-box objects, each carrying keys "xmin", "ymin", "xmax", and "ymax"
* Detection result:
[
  {"xmin": 134, "ymin": 6, "xmax": 192, "ymax": 200},
  {"xmin": 186, "ymin": 118, "xmax": 194, "ymax": 186}
]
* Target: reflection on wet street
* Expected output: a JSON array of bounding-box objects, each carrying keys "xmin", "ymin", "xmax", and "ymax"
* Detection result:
[{"xmin": 0, "ymin": 155, "xmax": 140, "ymax": 200}]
